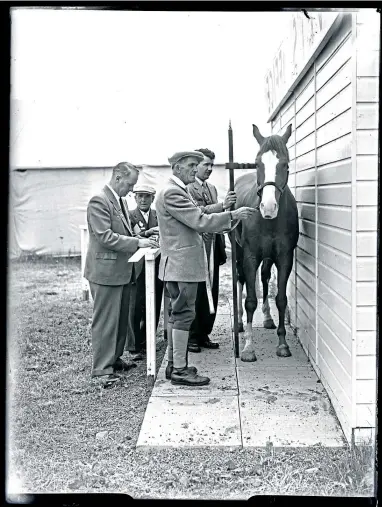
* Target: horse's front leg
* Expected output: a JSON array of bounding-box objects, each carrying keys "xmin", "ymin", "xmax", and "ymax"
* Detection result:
[
  {"xmin": 275, "ymin": 252, "xmax": 294, "ymax": 357},
  {"xmin": 261, "ymin": 258, "xmax": 276, "ymax": 329},
  {"xmin": 237, "ymin": 281, "xmax": 244, "ymax": 333},
  {"xmin": 241, "ymin": 253, "xmax": 261, "ymax": 362}
]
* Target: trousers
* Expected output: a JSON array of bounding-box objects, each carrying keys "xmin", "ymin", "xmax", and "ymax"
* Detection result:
[{"xmin": 165, "ymin": 281, "xmax": 198, "ymax": 331}]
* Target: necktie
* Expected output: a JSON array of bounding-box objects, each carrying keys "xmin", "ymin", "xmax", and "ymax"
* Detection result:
[{"xmin": 119, "ymin": 197, "xmax": 128, "ymax": 221}]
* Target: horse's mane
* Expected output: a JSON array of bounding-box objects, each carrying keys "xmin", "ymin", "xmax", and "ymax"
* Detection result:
[{"xmin": 257, "ymin": 135, "xmax": 289, "ymax": 162}]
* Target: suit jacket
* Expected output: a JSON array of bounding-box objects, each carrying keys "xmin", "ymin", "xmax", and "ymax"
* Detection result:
[
  {"xmin": 156, "ymin": 178, "xmax": 232, "ymax": 282},
  {"xmin": 84, "ymin": 185, "xmax": 143, "ymax": 286},
  {"xmin": 129, "ymin": 207, "xmax": 158, "ymax": 233},
  {"xmin": 187, "ymin": 179, "xmax": 227, "ymax": 266}
]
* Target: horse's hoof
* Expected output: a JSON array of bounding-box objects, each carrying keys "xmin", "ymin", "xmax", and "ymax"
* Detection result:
[
  {"xmin": 276, "ymin": 345, "xmax": 291, "ymax": 357},
  {"xmin": 241, "ymin": 349, "xmax": 257, "ymax": 362},
  {"xmin": 238, "ymin": 323, "xmax": 244, "ymax": 333},
  {"xmin": 264, "ymin": 319, "xmax": 276, "ymax": 329}
]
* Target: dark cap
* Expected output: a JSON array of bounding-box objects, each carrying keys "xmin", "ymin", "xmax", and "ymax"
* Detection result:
[{"xmin": 168, "ymin": 151, "xmax": 204, "ymax": 167}]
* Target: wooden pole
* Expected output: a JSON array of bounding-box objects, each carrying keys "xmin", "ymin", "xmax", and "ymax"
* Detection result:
[{"xmin": 228, "ymin": 120, "xmax": 240, "ymax": 358}]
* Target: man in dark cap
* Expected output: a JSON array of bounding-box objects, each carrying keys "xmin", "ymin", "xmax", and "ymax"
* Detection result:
[
  {"xmin": 127, "ymin": 184, "xmax": 163, "ymax": 359},
  {"xmin": 156, "ymin": 151, "xmax": 256, "ymax": 387},
  {"xmin": 84, "ymin": 162, "xmax": 158, "ymax": 387},
  {"xmin": 187, "ymin": 148, "xmax": 237, "ymax": 353}
]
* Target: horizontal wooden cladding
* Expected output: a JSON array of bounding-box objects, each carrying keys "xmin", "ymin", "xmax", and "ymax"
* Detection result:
[
  {"xmin": 357, "ymin": 76, "xmax": 379, "ymax": 102},
  {"xmin": 296, "ymin": 97, "xmax": 314, "ymax": 129},
  {"xmin": 356, "ymin": 103, "xmax": 379, "ymax": 130},
  {"xmin": 294, "ymin": 66, "xmax": 314, "ymax": 101},
  {"xmin": 296, "ymin": 246, "xmax": 315, "ymax": 274},
  {"xmin": 296, "ymin": 78, "xmax": 315, "ymax": 115},
  {"xmin": 317, "ymin": 134, "xmax": 351, "ymax": 167},
  {"xmin": 357, "ymin": 130, "xmax": 379, "ymax": 155},
  {"xmin": 295, "ymin": 115, "xmax": 315, "ymax": 144},
  {"xmin": 356, "ymin": 23, "xmax": 380, "ymax": 50},
  {"xmin": 317, "ymin": 159, "xmax": 352, "ymax": 185},
  {"xmin": 296, "ymin": 311, "xmax": 316, "ymax": 363},
  {"xmin": 316, "ymin": 109, "xmax": 351, "ymax": 149},
  {"xmin": 356, "ymin": 379, "xmax": 377, "ymax": 404},
  {"xmin": 356, "ymin": 331, "xmax": 377, "ymax": 356},
  {"xmin": 299, "ymin": 233, "xmax": 316, "ymax": 258},
  {"xmin": 356, "ymin": 257, "xmax": 377, "ymax": 281},
  {"xmin": 357, "ymin": 182, "xmax": 379, "ymax": 206},
  {"xmin": 318, "ymin": 243, "xmax": 351, "ymax": 280},
  {"xmin": 357, "ymin": 207, "xmax": 378, "ymax": 231},
  {"xmin": 317, "ymin": 329, "xmax": 351, "ymax": 400},
  {"xmin": 288, "ymin": 172, "xmax": 296, "ymax": 189},
  {"xmin": 296, "ymin": 149, "xmax": 315, "ymax": 173},
  {"xmin": 318, "ymin": 278, "xmax": 352, "ymax": 328},
  {"xmin": 316, "ymin": 13, "xmax": 352, "ymax": 72},
  {"xmin": 296, "ymin": 280, "xmax": 316, "ymax": 323},
  {"xmin": 318, "ymin": 223, "xmax": 352, "ymax": 256},
  {"xmin": 316, "ymin": 61, "xmax": 351, "ymax": 111},
  {"xmin": 357, "ymin": 50, "xmax": 380, "ymax": 77},
  {"xmin": 318, "ymin": 205, "xmax": 351, "ymax": 231},
  {"xmin": 356, "ymin": 155, "xmax": 378, "ymax": 181},
  {"xmin": 296, "ymin": 169, "xmax": 315, "ymax": 188},
  {"xmin": 356, "ymin": 281, "xmax": 377, "ymax": 306},
  {"xmin": 296, "ymin": 262, "xmax": 315, "ymax": 292},
  {"xmin": 297, "ymin": 202, "xmax": 315, "ymax": 222},
  {"xmin": 295, "ymin": 132, "xmax": 315, "ymax": 159},
  {"xmin": 356, "ymin": 404, "xmax": 376, "ymax": 428},
  {"xmin": 356, "ymin": 355, "xmax": 376, "ymax": 380},
  {"xmin": 318, "ymin": 260, "xmax": 351, "ymax": 304},
  {"xmin": 318, "ymin": 184, "xmax": 351, "ymax": 207},
  {"xmin": 316, "ymin": 35, "xmax": 352, "ymax": 92},
  {"xmin": 280, "ymin": 100, "xmax": 295, "ymax": 130},
  {"xmin": 316, "ymin": 85, "xmax": 351, "ymax": 130},
  {"xmin": 357, "ymin": 306, "xmax": 377, "ymax": 332},
  {"xmin": 296, "ymin": 186, "xmax": 315, "ymax": 204},
  {"xmin": 299, "ymin": 219, "xmax": 315, "ymax": 240},
  {"xmin": 357, "ymin": 232, "xmax": 377, "ymax": 257},
  {"xmin": 318, "ymin": 309, "xmax": 351, "ymax": 373}
]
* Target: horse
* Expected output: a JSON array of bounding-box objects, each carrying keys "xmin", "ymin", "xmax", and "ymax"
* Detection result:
[{"xmin": 233, "ymin": 123, "xmax": 299, "ymax": 362}]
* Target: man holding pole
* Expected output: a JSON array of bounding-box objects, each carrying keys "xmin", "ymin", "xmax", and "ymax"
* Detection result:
[{"xmin": 156, "ymin": 151, "xmax": 256, "ymax": 386}]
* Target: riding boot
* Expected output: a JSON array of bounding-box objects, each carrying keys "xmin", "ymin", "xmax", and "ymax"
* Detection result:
[
  {"xmin": 171, "ymin": 329, "xmax": 210, "ymax": 386},
  {"xmin": 165, "ymin": 327, "xmax": 198, "ymax": 379}
]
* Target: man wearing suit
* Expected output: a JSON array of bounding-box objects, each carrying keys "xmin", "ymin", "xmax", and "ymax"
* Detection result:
[
  {"xmin": 84, "ymin": 162, "xmax": 158, "ymax": 387},
  {"xmin": 187, "ymin": 148, "xmax": 237, "ymax": 352},
  {"xmin": 156, "ymin": 151, "xmax": 255, "ymax": 386},
  {"xmin": 128, "ymin": 184, "xmax": 164, "ymax": 359}
]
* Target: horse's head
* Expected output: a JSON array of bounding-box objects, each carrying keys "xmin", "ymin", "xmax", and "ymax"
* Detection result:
[{"xmin": 252, "ymin": 123, "xmax": 292, "ymax": 220}]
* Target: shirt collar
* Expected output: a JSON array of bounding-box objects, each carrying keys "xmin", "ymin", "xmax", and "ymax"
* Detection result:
[
  {"xmin": 195, "ymin": 176, "xmax": 206, "ymax": 187},
  {"xmin": 170, "ymin": 175, "xmax": 187, "ymax": 190},
  {"xmin": 106, "ymin": 183, "xmax": 121, "ymax": 204},
  {"xmin": 141, "ymin": 209, "xmax": 150, "ymax": 219}
]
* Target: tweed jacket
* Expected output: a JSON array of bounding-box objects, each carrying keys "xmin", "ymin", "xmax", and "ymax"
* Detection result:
[
  {"xmin": 84, "ymin": 185, "xmax": 143, "ymax": 286},
  {"xmin": 187, "ymin": 179, "xmax": 227, "ymax": 266},
  {"xmin": 156, "ymin": 177, "xmax": 232, "ymax": 282}
]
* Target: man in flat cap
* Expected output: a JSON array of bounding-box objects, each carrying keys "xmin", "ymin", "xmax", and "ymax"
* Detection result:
[
  {"xmin": 156, "ymin": 151, "xmax": 255, "ymax": 386},
  {"xmin": 127, "ymin": 184, "xmax": 163, "ymax": 359},
  {"xmin": 84, "ymin": 162, "xmax": 158, "ymax": 387},
  {"xmin": 187, "ymin": 148, "xmax": 236, "ymax": 353}
]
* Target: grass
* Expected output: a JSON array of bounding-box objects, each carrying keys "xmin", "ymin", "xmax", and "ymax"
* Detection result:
[{"xmin": 7, "ymin": 255, "xmax": 376, "ymax": 498}]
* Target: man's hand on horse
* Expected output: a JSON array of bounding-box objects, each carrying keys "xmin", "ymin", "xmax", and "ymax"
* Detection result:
[
  {"xmin": 232, "ymin": 207, "xmax": 257, "ymax": 221},
  {"xmin": 223, "ymin": 191, "xmax": 237, "ymax": 210},
  {"xmin": 138, "ymin": 237, "xmax": 159, "ymax": 249}
]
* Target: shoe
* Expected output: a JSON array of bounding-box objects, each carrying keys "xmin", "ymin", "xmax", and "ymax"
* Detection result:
[
  {"xmin": 130, "ymin": 353, "xmax": 143, "ymax": 361},
  {"xmin": 114, "ymin": 359, "xmax": 138, "ymax": 372},
  {"xmin": 187, "ymin": 343, "xmax": 202, "ymax": 353},
  {"xmin": 201, "ymin": 338, "xmax": 219, "ymax": 349},
  {"xmin": 165, "ymin": 361, "xmax": 197, "ymax": 380},
  {"xmin": 171, "ymin": 368, "xmax": 210, "ymax": 386},
  {"xmin": 93, "ymin": 373, "xmax": 121, "ymax": 388}
]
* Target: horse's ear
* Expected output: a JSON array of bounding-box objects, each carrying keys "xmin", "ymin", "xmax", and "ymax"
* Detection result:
[
  {"xmin": 281, "ymin": 124, "xmax": 292, "ymax": 144},
  {"xmin": 252, "ymin": 124, "xmax": 265, "ymax": 146}
]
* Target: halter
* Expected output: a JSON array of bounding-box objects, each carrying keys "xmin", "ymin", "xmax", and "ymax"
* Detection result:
[{"xmin": 254, "ymin": 170, "xmax": 289, "ymax": 212}]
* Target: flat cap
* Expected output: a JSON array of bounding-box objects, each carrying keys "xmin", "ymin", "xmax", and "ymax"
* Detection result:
[
  {"xmin": 168, "ymin": 151, "xmax": 204, "ymax": 167},
  {"xmin": 133, "ymin": 184, "xmax": 156, "ymax": 195}
]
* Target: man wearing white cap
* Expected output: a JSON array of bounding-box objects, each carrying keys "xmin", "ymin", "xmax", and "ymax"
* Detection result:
[
  {"xmin": 156, "ymin": 151, "xmax": 256, "ymax": 386},
  {"xmin": 127, "ymin": 184, "xmax": 163, "ymax": 358}
]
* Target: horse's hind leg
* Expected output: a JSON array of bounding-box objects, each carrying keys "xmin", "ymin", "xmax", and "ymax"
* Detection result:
[
  {"xmin": 236, "ymin": 243, "xmax": 245, "ymax": 333},
  {"xmin": 275, "ymin": 252, "xmax": 294, "ymax": 358},
  {"xmin": 261, "ymin": 258, "xmax": 276, "ymax": 329},
  {"xmin": 241, "ymin": 254, "xmax": 261, "ymax": 362},
  {"xmin": 238, "ymin": 281, "xmax": 244, "ymax": 333}
]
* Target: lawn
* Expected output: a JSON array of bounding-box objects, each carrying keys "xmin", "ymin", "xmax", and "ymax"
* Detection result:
[{"xmin": 7, "ymin": 255, "xmax": 375, "ymax": 499}]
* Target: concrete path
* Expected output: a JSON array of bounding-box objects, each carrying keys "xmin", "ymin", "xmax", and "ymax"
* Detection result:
[{"xmin": 136, "ymin": 299, "xmax": 346, "ymax": 449}]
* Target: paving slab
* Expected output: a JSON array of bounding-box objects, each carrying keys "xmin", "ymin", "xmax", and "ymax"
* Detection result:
[{"xmin": 136, "ymin": 396, "xmax": 242, "ymax": 449}]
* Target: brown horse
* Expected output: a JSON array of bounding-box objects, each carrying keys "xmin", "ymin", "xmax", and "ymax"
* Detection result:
[{"xmin": 233, "ymin": 123, "xmax": 299, "ymax": 362}]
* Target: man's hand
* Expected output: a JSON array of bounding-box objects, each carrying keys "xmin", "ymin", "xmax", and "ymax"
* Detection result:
[
  {"xmin": 145, "ymin": 226, "xmax": 159, "ymax": 237},
  {"xmin": 231, "ymin": 207, "xmax": 257, "ymax": 221},
  {"xmin": 138, "ymin": 237, "xmax": 159, "ymax": 248},
  {"xmin": 223, "ymin": 191, "xmax": 237, "ymax": 210}
]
